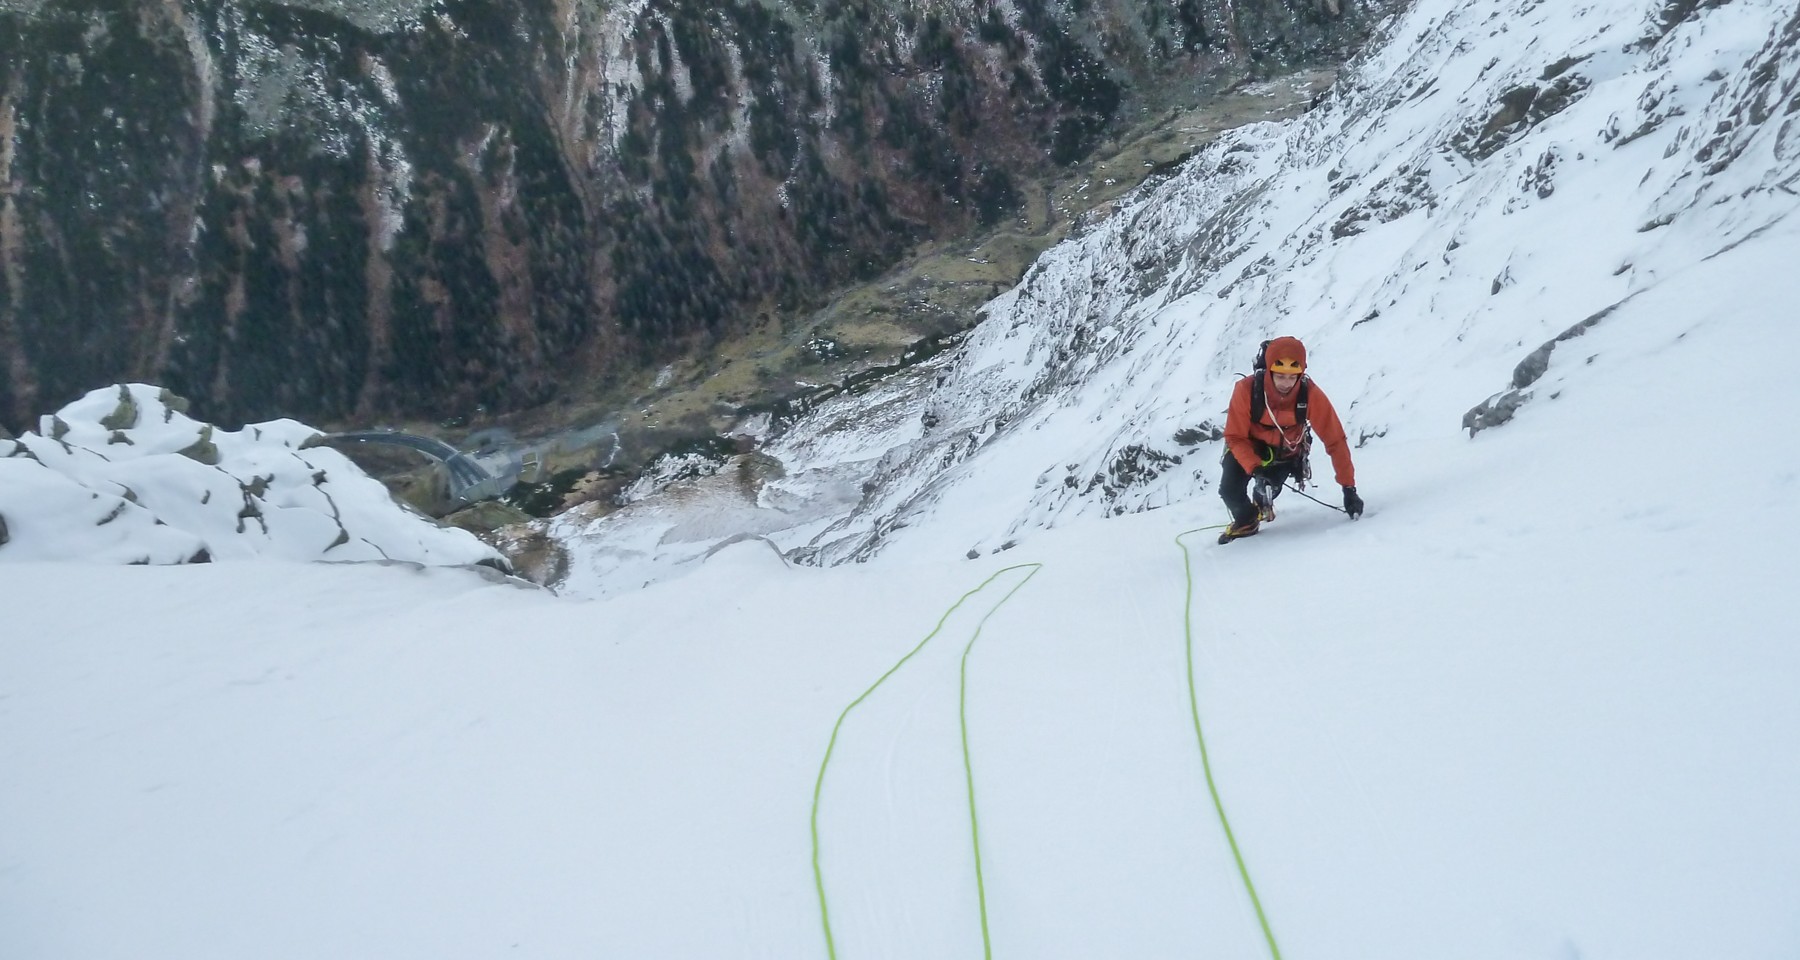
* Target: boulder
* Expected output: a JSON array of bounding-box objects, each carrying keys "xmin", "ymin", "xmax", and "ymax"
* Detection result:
[
  {"xmin": 98, "ymin": 384, "xmax": 139, "ymax": 431},
  {"xmin": 177, "ymin": 424, "xmax": 222, "ymax": 465},
  {"xmin": 443, "ymin": 501, "xmax": 532, "ymax": 534}
]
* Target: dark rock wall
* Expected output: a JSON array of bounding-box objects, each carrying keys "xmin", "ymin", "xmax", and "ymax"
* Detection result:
[{"xmin": 0, "ymin": 0, "xmax": 1376, "ymax": 430}]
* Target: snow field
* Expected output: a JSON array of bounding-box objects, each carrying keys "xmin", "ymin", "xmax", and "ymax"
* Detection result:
[
  {"xmin": 11, "ymin": 294, "xmax": 1800, "ymax": 958},
  {"xmin": 8, "ymin": 0, "xmax": 1800, "ymax": 956}
]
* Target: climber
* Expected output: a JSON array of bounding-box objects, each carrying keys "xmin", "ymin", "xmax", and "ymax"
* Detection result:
[{"xmin": 1219, "ymin": 335, "xmax": 1364, "ymax": 541}]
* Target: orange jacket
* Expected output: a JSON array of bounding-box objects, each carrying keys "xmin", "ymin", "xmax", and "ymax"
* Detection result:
[{"xmin": 1224, "ymin": 373, "xmax": 1357, "ymax": 488}]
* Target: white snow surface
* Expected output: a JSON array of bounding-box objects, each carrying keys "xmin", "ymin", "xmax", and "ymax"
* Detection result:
[{"xmin": 6, "ymin": 1, "xmax": 1800, "ymax": 958}]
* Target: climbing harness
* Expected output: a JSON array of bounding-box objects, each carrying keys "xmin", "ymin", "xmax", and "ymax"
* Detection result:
[{"xmin": 1247, "ymin": 372, "xmax": 1315, "ymax": 487}]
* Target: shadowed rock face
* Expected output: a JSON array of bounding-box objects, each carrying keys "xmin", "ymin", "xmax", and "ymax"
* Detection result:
[{"xmin": 0, "ymin": 0, "xmax": 1375, "ymax": 430}]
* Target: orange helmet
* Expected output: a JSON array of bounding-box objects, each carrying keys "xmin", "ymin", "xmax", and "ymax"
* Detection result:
[{"xmin": 1265, "ymin": 336, "xmax": 1306, "ymax": 374}]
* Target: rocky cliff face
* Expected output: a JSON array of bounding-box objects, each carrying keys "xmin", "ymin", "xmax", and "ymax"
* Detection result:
[{"xmin": 0, "ymin": 0, "xmax": 1374, "ymax": 431}]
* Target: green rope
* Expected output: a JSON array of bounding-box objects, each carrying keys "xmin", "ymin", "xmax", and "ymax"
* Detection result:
[
  {"xmin": 810, "ymin": 563, "xmax": 1043, "ymax": 960},
  {"xmin": 1176, "ymin": 527, "xmax": 1283, "ymax": 960},
  {"xmin": 959, "ymin": 564, "xmax": 1042, "ymax": 960}
]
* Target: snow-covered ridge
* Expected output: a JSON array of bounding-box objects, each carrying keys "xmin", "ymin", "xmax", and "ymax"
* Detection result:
[
  {"xmin": 784, "ymin": 0, "xmax": 1800, "ymax": 563},
  {"xmin": 0, "ymin": 384, "xmax": 501, "ymax": 568}
]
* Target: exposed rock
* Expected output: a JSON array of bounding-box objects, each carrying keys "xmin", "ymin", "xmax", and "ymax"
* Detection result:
[
  {"xmin": 1332, "ymin": 163, "xmax": 1434, "ymax": 238},
  {"xmin": 1462, "ymin": 389, "xmax": 1536, "ymax": 436},
  {"xmin": 443, "ymin": 500, "xmax": 532, "ymax": 535},
  {"xmin": 157, "ymin": 388, "xmax": 192, "ymax": 418},
  {"xmin": 501, "ymin": 466, "xmax": 597, "ymax": 519},
  {"xmin": 402, "ymin": 464, "xmax": 460, "ymax": 519},
  {"xmin": 1650, "ymin": 0, "xmax": 1736, "ymax": 39},
  {"xmin": 236, "ymin": 495, "xmax": 266, "ymax": 535},
  {"xmin": 733, "ymin": 452, "xmax": 787, "ymax": 501},
  {"xmin": 559, "ymin": 471, "xmax": 627, "ymax": 512},
  {"xmin": 177, "ymin": 425, "xmax": 222, "ymax": 465},
  {"xmin": 483, "ymin": 522, "xmax": 569, "ymax": 588},
  {"xmin": 1089, "ymin": 443, "xmax": 1182, "ymax": 507},
  {"xmin": 97, "ymin": 384, "xmax": 138, "ymax": 431},
  {"xmin": 259, "ymin": 0, "xmax": 438, "ymax": 34},
  {"xmin": 1174, "ymin": 423, "xmax": 1224, "ymax": 446},
  {"xmin": 1510, "ymin": 301, "xmax": 1626, "ymax": 391},
  {"xmin": 472, "ymin": 555, "xmax": 519, "ymax": 579},
  {"xmin": 1464, "ymin": 296, "xmax": 1636, "ymax": 435},
  {"xmin": 1451, "ymin": 73, "xmax": 1592, "ymax": 162}
]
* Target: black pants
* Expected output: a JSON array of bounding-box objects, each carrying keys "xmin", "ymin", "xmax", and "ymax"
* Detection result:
[{"xmin": 1220, "ymin": 450, "xmax": 1298, "ymax": 525}]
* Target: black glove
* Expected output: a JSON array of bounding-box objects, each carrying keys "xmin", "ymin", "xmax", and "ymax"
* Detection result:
[{"xmin": 1342, "ymin": 486, "xmax": 1364, "ymax": 519}]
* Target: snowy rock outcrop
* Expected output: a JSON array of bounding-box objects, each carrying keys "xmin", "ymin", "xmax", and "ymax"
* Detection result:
[{"xmin": 0, "ymin": 384, "xmax": 503, "ymax": 567}]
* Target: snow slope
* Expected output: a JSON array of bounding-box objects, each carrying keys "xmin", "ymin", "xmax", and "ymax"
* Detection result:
[
  {"xmin": 6, "ymin": 364, "xmax": 1798, "ymax": 957},
  {"xmin": 541, "ymin": 0, "xmax": 1800, "ymax": 587},
  {"xmin": 5, "ymin": 1, "xmax": 1800, "ymax": 958},
  {"xmin": 777, "ymin": 0, "xmax": 1800, "ymax": 564}
]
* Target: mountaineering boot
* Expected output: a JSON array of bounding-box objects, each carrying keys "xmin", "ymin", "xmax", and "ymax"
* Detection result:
[
  {"xmin": 1252, "ymin": 479, "xmax": 1278, "ymax": 522},
  {"xmin": 1217, "ymin": 517, "xmax": 1261, "ymax": 544}
]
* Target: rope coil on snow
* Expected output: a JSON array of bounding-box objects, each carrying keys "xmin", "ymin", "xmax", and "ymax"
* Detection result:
[
  {"xmin": 1176, "ymin": 527, "xmax": 1284, "ymax": 960},
  {"xmin": 811, "ymin": 532, "xmax": 1285, "ymax": 960},
  {"xmin": 810, "ymin": 563, "xmax": 1042, "ymax": 960},
  {"xmin": 958, "ymin": 564, "xmax": 1042, "ymax": 960}
]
